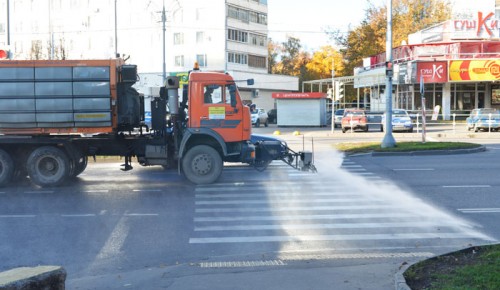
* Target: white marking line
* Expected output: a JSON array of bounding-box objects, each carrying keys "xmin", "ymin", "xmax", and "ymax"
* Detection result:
[
  {"xmin": 196, "ymin": 192, "xmax": 364, "ymax": 198},
  {"xmin": 123, "ymin": 213, "xmax": 159, "ymax": 217},
  {"xmin": 195, "ymin": 184, "xmax": 346, "ymax": 192},
  {"xmin": 194, "ymin": 212, "xmax": 416, "ymax": 222},
  {"xmin": 341, "ymin": 165, "xmax": 363, "ymax": 168},
  {"xmin": 458, "ymin": 208, "xmax": 500, "ymax": 213},
  {"xmin": 0, "ymin": 215, "xmax": 36, "ymax": 218},
  {"xmin": 345, "ymin": 168, "xmax": 366, "ymax": 172},
  {"xmin": 61, "ymin": 214, "xmax": 96, "ymax": 217},
  {"xmin": 288, "ymin": 173, "xmax": 313, "ymax": 177},
  {"xmin": 196, "ymin": 204, "xmax": 396, "ymax": 213},
  {"xmin": 189, "ymin": 232, "xmax": 481, "ymax": 244},
  {"xmin": 199, "ymin": 260, "xmax": 286, "ymax": 268},
  {"xmin": 23, "ymin": 191, "xmax": 55, "ymax": 194},
  {"xmin": 83, "ymin": 190, "xmax": 110, "ymax": 193},
  {"xmin": 393, "ymin": 168, "xmax": 435, "ymax": 171},
  {"xmin": 279, "ymin": 252, "xmax": 435, "ymax": 261},
  {"xmin": 132, "ymin": 189, "xmax": 162, "ymax": 192},
  {"xmin": 96, "ymin": 215, "xmax": 129, "ymax": 260},
  {"xmin": 442, "ymin": 185, "xmax": 491, "ymax": 188},
  {"xmin": 196, "ymin": 198, "xmax": 382, "ymax": 205},
  {"xmin": 194, "ymin": 221, "xmax": 456, "ymax": 231}
]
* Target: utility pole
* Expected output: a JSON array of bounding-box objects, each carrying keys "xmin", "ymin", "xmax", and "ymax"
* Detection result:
[
  {"xmin": 6, "ymin": 0, "xmax": 11, "ymax": 59},
  {"xmin": 114, "ymin": 0, "xmax": 118, "ymax": 57},
  {"xmin": 381, "ymin": 0, "xmax": 396, "ymax": 148},
  {"xmin": 162, "ymin": 1, "xmax": 166, "ymax": 83},
  {"xmin": 331, "ymin": 57, "xmax": 335, "ymax": 133}
]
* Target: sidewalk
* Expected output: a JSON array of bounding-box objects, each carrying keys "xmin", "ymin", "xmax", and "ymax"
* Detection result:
[{"xmin": 252, "ymin": 123, "xmax": 500, "ymax": 144}]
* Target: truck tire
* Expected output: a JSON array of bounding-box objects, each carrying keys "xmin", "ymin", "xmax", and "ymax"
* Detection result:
[
  {"xmin": 0, "ymin": 149, "xmax": 15, "ymax": 187},
  {"xmin": 27, "ymin": 146, "xmax": 70, "ymax": 187},
  {"xmin": 71, "ymin": 156, "xmax": 88, "ymax": 177},
  {"xmin": 182, "ymin": 145, "xmax": 222, "ymax": 185}
]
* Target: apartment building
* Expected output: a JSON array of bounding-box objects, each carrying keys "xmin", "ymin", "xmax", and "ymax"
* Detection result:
[{"xmin": 0, "ymin": 0, "xmax": 297, "ymax": 111}]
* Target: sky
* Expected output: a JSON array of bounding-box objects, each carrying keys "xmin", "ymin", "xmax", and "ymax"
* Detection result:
[{"xmin": 267, "ymin": 0, "xmax": 385, "ymax": 51}]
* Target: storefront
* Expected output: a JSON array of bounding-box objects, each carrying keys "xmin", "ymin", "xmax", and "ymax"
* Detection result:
[
  {"xmin": 354, "ymin": 2, "xmax": 500, "ymax": 119},
  {"xmin": 271, "ymin": 92, "xmax": 327, "ymax": 126}
]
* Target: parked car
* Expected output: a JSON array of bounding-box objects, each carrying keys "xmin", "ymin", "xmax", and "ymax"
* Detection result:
[
  {"xmin": 251, "ymin": 108, "xmax": 269, "ymax": 127},
  {"xmin": 334, "ymin": 109, "xmax": 345, "ymax": 128},
  {"xmin": 466, "ymin": 108, "xmax": 500, "ymax": 132},
  {"xmin": 341, "ymin": 109, "xmax": 368, "ymax": 133},
  {"xmin": 381, "ymin": 109, "xmax": 414, "ymax": 132},
  {"xmin": 267, "ymin": 109, "xmax": 277, "ymax": 124}
]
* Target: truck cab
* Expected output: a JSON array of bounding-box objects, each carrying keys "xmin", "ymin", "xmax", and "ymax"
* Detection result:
[{"xmin": 187, "ymin": 71, "xmax": 251, "ymax": 142}]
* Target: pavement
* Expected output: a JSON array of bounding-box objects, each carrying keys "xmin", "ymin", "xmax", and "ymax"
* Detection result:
[{"xmin": 65, "ymin": 123, "xmax": 497, "ymax": 289}]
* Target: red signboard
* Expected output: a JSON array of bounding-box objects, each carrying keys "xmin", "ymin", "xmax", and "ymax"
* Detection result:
[
  {"xmin": 416, "ymin": 61, "xmax": 448, "ymax": 83},
  {"xmin": 272, "ymin": 92, "xmax": 326, "ymax": 99}
]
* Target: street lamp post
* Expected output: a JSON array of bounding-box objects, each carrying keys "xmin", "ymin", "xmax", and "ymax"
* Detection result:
[{"xmin": 381, "ymin": 0, "xmax": 396, "ymax": 148}]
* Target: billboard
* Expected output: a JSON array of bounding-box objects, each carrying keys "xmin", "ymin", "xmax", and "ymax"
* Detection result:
[
  {"xmin": 449, "ymin": 60, "xmax": 500, "ymax": 81},
  {"xmin": 414, "ymin": 61, "xmax": 448, "ymax": 83}
]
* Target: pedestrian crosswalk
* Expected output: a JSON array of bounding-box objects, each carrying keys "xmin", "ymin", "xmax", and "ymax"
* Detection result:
[{"xmin": 189, "ymin": 161, "xmax": 495, "ymax": 254}]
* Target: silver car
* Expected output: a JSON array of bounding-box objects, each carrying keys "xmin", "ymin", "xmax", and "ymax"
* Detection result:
[{"xmin": 251, "ymin": 108, "xmax": 269, "ymax": 127}]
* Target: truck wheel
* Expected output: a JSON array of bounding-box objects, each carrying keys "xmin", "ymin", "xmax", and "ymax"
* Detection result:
[
  {"xmin": 182, "ymin": 145, "xmax": 222, "ymax": 185},
  {"xmin": 0, "ymin": 149, "xmax": 15, "ymax": 187},
  {"xmin": 27, "ymin": 146, "xmax": 70, "ymax": 187},
  {"xmin": 72, "ymin": 156, "xmax": 88, "ymax": 177}
]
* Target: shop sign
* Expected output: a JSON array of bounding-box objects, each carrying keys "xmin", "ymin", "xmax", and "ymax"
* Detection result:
[
  {"xmin": 453, "ymin": 11, "xmax": 500, "ymax": 39},
  {"xmin": 414, "ymin": 61, "xmax": 447, "ymax": 83},
  {"xmin": 272, "ymin": 92, "xmax": 326, "ymax": 99},
  {"xmin": 449, "ymin": 60, "xmax": 500, "ymax": 81}
]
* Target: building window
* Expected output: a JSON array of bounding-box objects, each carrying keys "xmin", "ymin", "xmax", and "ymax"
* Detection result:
[
  {"xmin": 250, "ymin": 33, "xmax": 266, "ymax": 47},
  {"xmin": 248, "ymin": 55, "xmax": 266, "ymax": 68},
  {"xmin": 228, "ymin": 5, "xmax": 266, "ymax": 24},
  {"xmin": 175, "ymin": 55, "xmax": 184, "ymax": 67},
  {"xmin": 196, "ymin": 32, "xmax": 204, "ymax": 43},
  {"xmin": 197, "ymin": 54, "xmax": 207, "ymax": 67},
  {"xmin": 174, "ymin": 33, "xmax": 184, "ymax": 45},
  {"xmin": 228, "ymin": 52, "xmax": 248, "ymax": 65},
  {"xmin": 228, "ymin": 29, "xmax": 248, "ymax": 43}
]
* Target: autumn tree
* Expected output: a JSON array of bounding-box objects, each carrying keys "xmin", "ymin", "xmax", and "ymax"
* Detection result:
[
  {"xmin": 306, "ymin": 46, "xmax": 344, "ymax": 80},
  {"xmin": 267, "ymin": 38, "xmax": 281, "ymax": 74},
  {"xmin": 279, "ymin": 36, "xmax": 302, "ymax": 76},
  {"xmin": 328, "ymin": 0, "xmax": 451, "ymax": 76}
]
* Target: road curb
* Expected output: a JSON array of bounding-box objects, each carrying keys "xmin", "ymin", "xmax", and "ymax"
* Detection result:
[
  {"xmin": 371, "ymin": 145, "xmax": 486, "ymax": 156},
  {"xmin": 394, "ymin": 261, "xmax": 414, "ymax": 290}
]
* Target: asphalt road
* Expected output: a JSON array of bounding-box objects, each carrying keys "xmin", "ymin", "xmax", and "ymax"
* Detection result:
[{"xmin": 0, "ymin": 124, "xmax": 498, "ymax": 289}]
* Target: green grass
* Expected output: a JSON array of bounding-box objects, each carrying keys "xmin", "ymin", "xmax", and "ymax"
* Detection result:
[
  {"xmin": 404, "ymin": 244, "xmax": 500, "ymax": 290},
  {"xmin": 334, "ymin": 141, "xmax": 481, "ymax": 155}
]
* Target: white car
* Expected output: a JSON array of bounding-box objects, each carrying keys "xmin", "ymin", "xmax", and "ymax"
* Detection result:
[
  {"xmin": 381, "ymin": 109, "xmax": 414, "ymax": 132},
  {"xmin": 251, "ymin": 108, "xmax": 269, "ymax": 127}
]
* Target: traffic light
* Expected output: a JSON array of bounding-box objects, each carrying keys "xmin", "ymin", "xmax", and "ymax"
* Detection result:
[
  {"xmin": 327, "ymin": 88, "xmax": 333, "ymax": 99},
  {"xmin": 385, "ymin": 61, "xmax": 393, "ymax": 77},
  {"xmin": 335, "ymin": 81, "xmax": 344, "ymax": 101},
  {"xmin": 0, "ymin": 49, "xmax": 7, "ymax": 59}
]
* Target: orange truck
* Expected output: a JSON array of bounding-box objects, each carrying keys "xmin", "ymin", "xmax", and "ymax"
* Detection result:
[{"xmin": 0, "ymin": 59, "xmax": 315, "ymax": 187}]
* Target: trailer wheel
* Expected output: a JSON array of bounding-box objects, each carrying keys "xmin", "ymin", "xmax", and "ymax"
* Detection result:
[
  {"xmin": 0, "ymin": 149, "xmax": 15, "ymax": 187},
  {"xmin": 182, "ymin": 145, "xmax": 222, "ymax": 185},
  {"xmin": 27, "ymin": 146, "xmax": 70, "ymax": 187}
]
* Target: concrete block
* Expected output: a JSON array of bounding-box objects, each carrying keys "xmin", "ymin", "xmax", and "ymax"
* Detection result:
[{"xmin": 0, "ymin": 266, "xmax": 66, "ymax": 290}]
